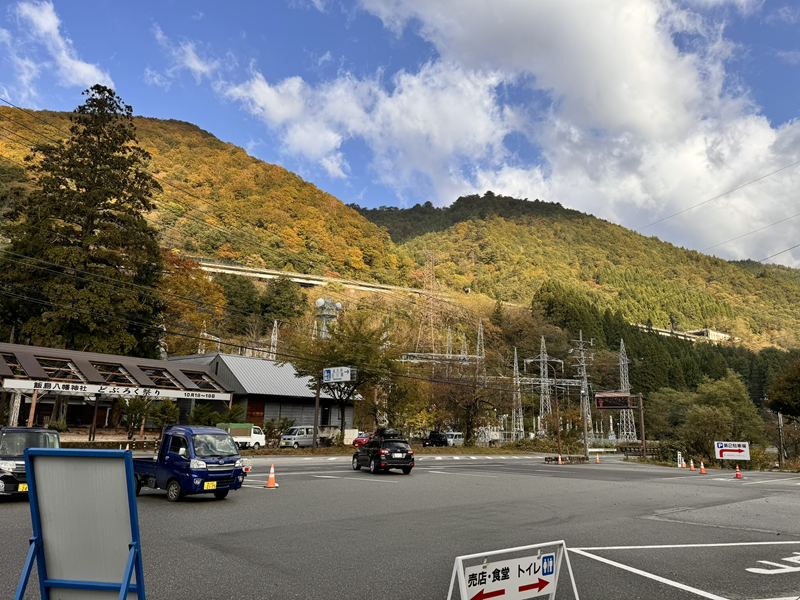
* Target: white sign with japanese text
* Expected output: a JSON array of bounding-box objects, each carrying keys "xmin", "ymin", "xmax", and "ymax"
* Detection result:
[
  {"xmin": 323, "ymin": 367, "xmax": 351, "ymax": 383},
  {"xmin": 463, "ymin": 553, "xmax": 556, "ymax": 600},
  {"xmin": 447, "ymin": 540, "xmax": 579, "ymax": 600},
  {"xmin": 1, "ymin": 378, "xmax": 231, "ymax": 402},
  {"xmin": 714, "ymin": 441, "xmax": 750, "ymax": 461}
]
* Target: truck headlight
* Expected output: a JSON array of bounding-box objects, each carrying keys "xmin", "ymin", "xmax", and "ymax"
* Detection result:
[
  {"xmin": 0, "ymin": 461, "xmax": 15, "ymax": 472},
  {"xmin": 190, "ymin": 459, "xmax": 207, "ymax": 470},
  {"xmin": 234, "ymin": 459, "xmax": 243, "ymax": 468}
]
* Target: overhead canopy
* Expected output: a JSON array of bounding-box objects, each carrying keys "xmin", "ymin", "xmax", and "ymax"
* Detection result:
[{"xmin": 0, "ymin": 342, "xmax": 232, "ymax": 402}]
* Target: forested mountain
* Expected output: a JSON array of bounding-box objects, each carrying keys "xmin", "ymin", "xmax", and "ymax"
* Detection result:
[
  {"xmin": 0, "ymin": 108, "xmax": 411, "ymax": 284},
  {"xmin": 353, "ymin": 193, "xmax": 800, "ymax": 351},
  {"xmin": 3, "ymin": 108, "xmax": 800, "ymax": 354}
]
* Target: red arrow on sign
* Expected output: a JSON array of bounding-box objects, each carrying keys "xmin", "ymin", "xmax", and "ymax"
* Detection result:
[
  {"xmin": 470, "ymin": 589, "xmax": 505, "ymax": 600},
  {"xmin": 720, "ymin": 448, "xmax": 745, "ymax": 457},
  {"xmin": 519, "ymin": 578, "xmax": 550, "ymax": 594}
]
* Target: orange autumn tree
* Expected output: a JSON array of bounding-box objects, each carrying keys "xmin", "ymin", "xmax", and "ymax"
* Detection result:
[{"xmin": 159, "ymin": 250, "xmax": 227, "ymax": 356}]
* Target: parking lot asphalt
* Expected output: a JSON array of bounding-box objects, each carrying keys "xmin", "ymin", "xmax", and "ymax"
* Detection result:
[{"xmin": 4, "ymin": 454, "xmax": 800, "ymax": 599}]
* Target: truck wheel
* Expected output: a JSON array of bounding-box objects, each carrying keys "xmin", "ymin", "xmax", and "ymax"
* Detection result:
[
  {"xmin": 369, "ymin": 458, "xmax": 379, "ymax": 474},
  {"xmin": 166, "ymin": 479, "xmax": 182, "ymax": 502},
  {"xmin": 213, "ymin": 490, "xmax": 229, "ymax": 499},
  {"xmin": 135, "ymin": 478, "xmax": 142, "ymax": 496},
  {"xmin": 402, "ymin": 467, "xmax": 412, "ymax": 475},
  {"xmin": 293, "ymin": 442, "xmax": 299, "ymax": 449},
  {"xmin": 252, "ymin": 442, "xmax": 260, "ymax": 450},
  {"xmin": 352, "ymin": 456, "xmax": 361, "ymax": 470}
]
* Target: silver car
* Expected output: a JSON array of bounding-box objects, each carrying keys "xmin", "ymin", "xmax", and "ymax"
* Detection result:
[{"xmin": 280, "ymin": 426, "xmax": 315, "ymax": 449}]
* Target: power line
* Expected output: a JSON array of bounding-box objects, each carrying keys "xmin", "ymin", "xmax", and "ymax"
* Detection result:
[
  {"xmin": 637, "ymin": 158, "xmax": 800, "ymax": 232},
  {"xmin": 702, "ymin": 210, "xmax": 800, "ymax": 252}
]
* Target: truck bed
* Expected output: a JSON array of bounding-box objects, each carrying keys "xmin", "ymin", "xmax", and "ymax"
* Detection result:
[{"xmin": 132, "ymin": 456, "xmax": 158, "ymax": 476}]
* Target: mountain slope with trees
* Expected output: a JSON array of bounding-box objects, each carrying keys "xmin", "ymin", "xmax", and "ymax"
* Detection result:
[{"xmin": 354, "ymin": 192, "xmax": 800, "ymax": 351}]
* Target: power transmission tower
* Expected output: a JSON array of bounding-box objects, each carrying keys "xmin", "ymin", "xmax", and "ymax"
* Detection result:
[
  {"xmin": 524, "ymin": 336, "xmax": 563, "ymax": 423},
  {"xmin": 512, "ymin": 348, "xmax": 524, "ymax": 440},
  {"xmin": 618, "ymin": 339, "xmax": 638, "ymax": 442},
  {"xmin": 416, "ymin": 249, "xmax": 440, "ymax": 353},
  {"xmin": 267, "ymin": 320, "xmax": 279, "ymax": 361},
  {"xmin": 572, "ymin": 330, "xmax": 594, "ymax": 454}
]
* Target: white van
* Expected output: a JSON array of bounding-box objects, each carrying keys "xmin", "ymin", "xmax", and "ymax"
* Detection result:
[
  {"xmin": 446, "ymin": 432, "xmax": 464, "ymax": 447},
  {"xmin": 280, "ymin": 426, "xmax": 315, "ymax": 449}
]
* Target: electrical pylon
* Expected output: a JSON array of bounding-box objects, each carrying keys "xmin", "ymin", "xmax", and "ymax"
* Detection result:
[
  {"xmin": 512, "ymin": 348, "xmax": 524, "ymax": 440},
  {"xmin": 267, "ymin": 320, "xmax": 278, "ymax": 360},
  {"xmin": 573, "ymin": 330, "xmax": 594, "ymax": 445},
  {"xmin": 618, "ymin": 339, "xmax": 638, "ymax": 442}
]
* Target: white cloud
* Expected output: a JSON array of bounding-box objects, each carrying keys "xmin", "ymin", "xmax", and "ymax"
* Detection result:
[
  {"xmin": 776, "ymin": 50, "xmax": 800, "ymax": 65},
  {"xmin": 147, "ymin": 24, "xmax": 220, "ymax": 87},
  {"xmin": 765, "ymin": 5, "xmax": 800, "ymax": 24},
  {"xmin": 218, "ymin": 0, "xmax": 800, "ymax": 265},
  {"xmin": 15, "ymin": 0, "xmax": 113, "ymax": 88}
]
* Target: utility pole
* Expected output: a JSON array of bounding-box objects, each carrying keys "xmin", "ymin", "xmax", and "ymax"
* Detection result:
[
  {"xmin": 312, "ymin": 373, "xmax": 322, "ymax": 451},
  {"xmin": 778, "ymin": 410, "xmax": 784, "ymax": 469},
  {"xmin": 572, "ymin": 330, "xmax": 594, "ymax": 460}
]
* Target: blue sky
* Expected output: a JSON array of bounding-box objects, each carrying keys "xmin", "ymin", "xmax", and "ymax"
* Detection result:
[{"xmin": 3, "ymin": 1, "xmax": 800, "ymax": 267}]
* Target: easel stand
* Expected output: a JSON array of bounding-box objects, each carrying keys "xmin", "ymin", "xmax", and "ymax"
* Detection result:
[{"xmin": 15, "ymin": 449, "xmax": 146, "ymax": 600}]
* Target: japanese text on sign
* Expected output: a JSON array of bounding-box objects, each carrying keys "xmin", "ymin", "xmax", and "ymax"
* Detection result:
[
  {"xmin": 463, "ymin": 553, "xmax": 556, "ymax": 600},
  {"xmin": 715, "ymin": 441, "xmax": 751, "ymax": 460},
  {"xmin": 1, "ymin": 378, "xmax": 230, "ymax": 402}
]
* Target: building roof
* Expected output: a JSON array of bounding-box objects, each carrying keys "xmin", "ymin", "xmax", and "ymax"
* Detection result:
[
  {"xmin": 169, "ymin": 354, "xmax": 332, "ymax": 399},
  {"xmin": 0, "ymin": 342, "xmax": 231, "ymax": 399}
]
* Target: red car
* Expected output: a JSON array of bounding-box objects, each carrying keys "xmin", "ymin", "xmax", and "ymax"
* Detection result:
[{"xmin": 353, "ymin": 432, "xmax": 371, "ymax": 447}]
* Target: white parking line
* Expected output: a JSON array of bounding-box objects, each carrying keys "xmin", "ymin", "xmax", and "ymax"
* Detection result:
[
  {"xmin": 327, "ymin": 457, "xmax": 338, "ymax": 461},
  {"xmin": 435, "ymin": 457, "xmax": 443, "ymax": 460},
  {"xmin": 570, "ymin": 549, "xmax": 730, "ymax": 600},
  {"xmin": 500, "ymin": 456, "xmax": 507, "ymax": 460},
  {"xmin": 470, "ymin": 456, "xmax": 477, "ymax": 460},
  {"xmin": 428, "ymin": 470, "xmax": 497, "ymax": 478},
  {"xmin": 743, "ymin": 476, "xmax": 800, "ymax": 485},
  {"xmin": 453, "ymin": 457, "xmax": 461, "ymax": 460},
  {"xmin": 312, "ymin": 475, "xmax": 339, "ymax": 479}
]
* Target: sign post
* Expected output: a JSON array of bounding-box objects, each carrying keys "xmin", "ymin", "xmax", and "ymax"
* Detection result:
[
  {"xmin": 715, "ymin": 441, "xmax": 750, "ymax": 461},
  {"xmin": 15, "ymin": 448, "xmax": 146, "ymax": 599},
  {"xmin": 447, "ymin": 540, "xmax": 579, "ymax": 600}
]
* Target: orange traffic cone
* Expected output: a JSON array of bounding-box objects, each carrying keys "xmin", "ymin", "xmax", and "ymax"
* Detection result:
[
  {"xmin": 735, "ymin": 464, "xmax": 742, "ymax": 479},
  {"xmin": 266, "ymin": 464, "xmax": 279, "ymax": 488},
  {"xmin": 557, "ymin": 455, "xmax": 563, "ymax": 465},
  {"xmin": 700, "ymin": 461, "xmax": 706, "ymax": 474},
  {"xmin": 125, "ymin": 443, "xmax": 130, "ymax": 451},
  {"xmin": 595, "ymin": 454, "xmax": 600, "ymax": 464},
  {"xmin": 681, "ymin": 459, "xmax": 686, "ymax": 468},
  {"xmin": 690, "ymin": 459, "xmax": 695, "ymax": 471}
]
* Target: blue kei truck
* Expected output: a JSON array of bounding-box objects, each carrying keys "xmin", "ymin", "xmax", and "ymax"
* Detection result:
[{"xmin": 133, "ymin": 425, "xmax": 245, "ymax": 501}]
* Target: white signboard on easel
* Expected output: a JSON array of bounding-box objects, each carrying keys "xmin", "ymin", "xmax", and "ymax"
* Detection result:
[{"xmin": 447, "ymin": 540, "xmax": 579, "ymax": 600}]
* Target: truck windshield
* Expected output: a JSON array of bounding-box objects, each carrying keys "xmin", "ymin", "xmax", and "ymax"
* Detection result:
[
  {"xmin": 191, "ymin": 434, "xmax": 238, "ymax": 458},
  {"xmin": 0, "ymin": 431, "xmax": 60, "ymax": 457}
]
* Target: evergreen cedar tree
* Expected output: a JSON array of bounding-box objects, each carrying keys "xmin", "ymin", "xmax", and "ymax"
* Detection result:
[{"xmin": 0, "ymin": 85, "xmax": 164, "ymax": 357}]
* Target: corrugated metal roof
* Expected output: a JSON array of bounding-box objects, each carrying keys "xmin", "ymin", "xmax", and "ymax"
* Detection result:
[{"xmin": 170, "ymin": 354, "xmax": 331, "ymax": 399}]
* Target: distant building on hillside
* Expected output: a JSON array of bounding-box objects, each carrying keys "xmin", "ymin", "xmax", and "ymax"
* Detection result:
[{"xmin": 632, "ymin": 324, "xmax": 732, "ymax": 344}]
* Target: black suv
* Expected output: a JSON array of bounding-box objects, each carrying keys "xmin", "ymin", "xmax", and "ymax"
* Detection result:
[
  {"xmin": 0, "ymin": 427, "xmax": 61, "ymax": 497},
  {"xmin": 352, "ymin": 429, "xmax": 414, "ymax": 474},
  {"xmin": 421, "ymin": 431, "xmax": 448, "ymax": 447}
]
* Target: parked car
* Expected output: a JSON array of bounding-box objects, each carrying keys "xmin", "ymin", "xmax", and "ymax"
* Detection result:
[
  {"xmin": 352, "ymin": 432, "xmax": 371, "ymax": 447},
  {"xmin": 421, "ymin": 431, "xmax": 448, "ymax": 447},
  {"xmin": 352, "ymin": 433, "xmax": 414, "ymax": 474},
  {"xmin": 0, "ymin": 427, "xmax": 60, "ymax": 497},
  {"xmin": 280, "ymin": 426, "xmax": 316, "ymax": 449},
  {"xmin": 446, "ymin": 432, "xmax": 464, "ymax": 447},
  {"xmin": 132, "ymin": 425, "xmax": 244, "ymax": 502}
]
